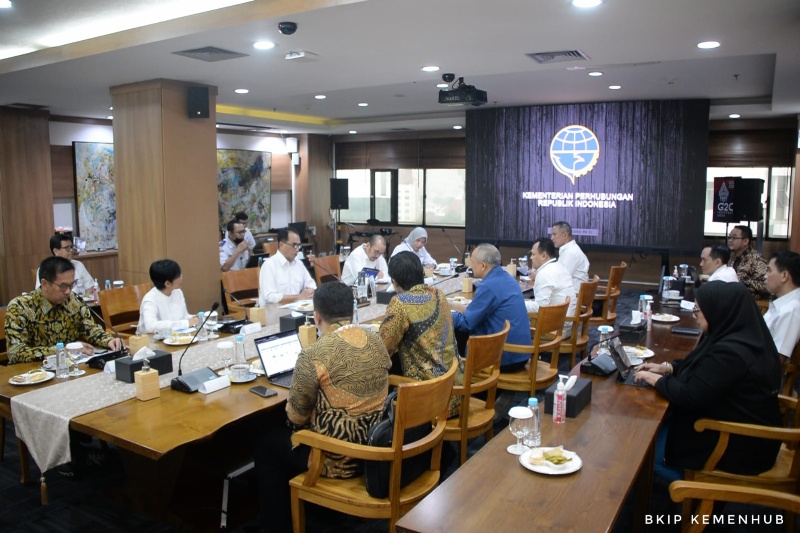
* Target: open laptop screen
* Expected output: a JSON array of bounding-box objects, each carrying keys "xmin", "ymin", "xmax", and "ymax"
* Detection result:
[{"xmin": 254, "ymin": 330, "xmax": 303, "ymax": 377}]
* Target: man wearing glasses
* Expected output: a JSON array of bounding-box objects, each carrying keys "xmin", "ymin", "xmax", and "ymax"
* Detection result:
[
  {"xmin": 726, "ymin": 225, "xmax": 769, "ymax": 299},
  {"xmin": 35, "ymin": 234, "xmax": 95, "ymax": 296},
  {"xmin": 5, "ymin": 257, "xmax": 122, "ymax": 364},
  {"xmin": 220, "ymin": 220, "xmax": 253, "ymax": 272},
  {"xmin": 259, "ymin": 228, "xmax": 317, "ymax": 304}
]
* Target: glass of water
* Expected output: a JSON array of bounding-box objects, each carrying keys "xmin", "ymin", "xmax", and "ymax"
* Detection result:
[
  {"xmin": 507, "ymin": 406, "xmax": 532, "ymax": 455},
  {"xmin": 205, "ymin": 311, "xmax": 218, "ymax": 339}
]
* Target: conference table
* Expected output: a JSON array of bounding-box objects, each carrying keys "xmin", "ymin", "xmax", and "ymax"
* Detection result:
[{"xmin": 395, "ymin": 303, "xmax": 701, "ymax": 533}]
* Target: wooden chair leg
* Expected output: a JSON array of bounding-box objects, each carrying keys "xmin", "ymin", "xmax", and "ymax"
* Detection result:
[
  {"xmin": 460, "ymin": 438, "xmax": 467, "ymax": 466},
  {"xmin": 17, "ymin": 437, "xmax": 30, "ymax": 485},
  {"xmin": 0, "ymin": 417, "xmax": 6, "ymax": 462},
  {"xmin": 291, "ymin": 487, "xmax": 305, "ymax": 533}
]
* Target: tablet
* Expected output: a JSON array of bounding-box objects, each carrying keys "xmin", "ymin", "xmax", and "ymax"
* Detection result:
[{"xmin": 360, "ymin": 267, "xmax": 380, "ymax": 278}]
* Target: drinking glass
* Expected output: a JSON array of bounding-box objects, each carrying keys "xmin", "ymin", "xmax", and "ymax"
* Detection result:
[
  {"xmin": 66, "ymin": 342, "xmax": 85, "ymax": 376},
  {"xmin": 217, "ymin": 341, "xmax": 234, "ymax": 376},
  {"xmin": 519, "ymin": 257, "xmax": 528, "ymax": 271},
  {"xmin": 205, "ymin": 311, "xmax": 219, "ymax": 339},
  {"xmin": 507, "ymin": 406, "xmax": 532, "ymax": 455},
  {"xmin": 597, "ymin": 325, "xmax": 613, "ymax": 357}
]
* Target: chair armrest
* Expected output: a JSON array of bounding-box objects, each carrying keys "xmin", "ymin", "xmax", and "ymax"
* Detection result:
[
  {"xmin": 291, "ymin": 429, "xmax": 395, "ymax": 461},
  {"xmin": 695, "ymin": 419, "xmax": 800, "ymax": 442},
  {"xmin": 389, "ymin": 375, "xmax": 419, "ymax": 387},
  {"xmin": 669, "ymin": 480, "xmax": 800, "ymax": 515}
]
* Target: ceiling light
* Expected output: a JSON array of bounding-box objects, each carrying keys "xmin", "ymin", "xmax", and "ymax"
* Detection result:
[
  {"xmin": 358, "ymin": 102, "xmax": 368, "ymax": 107},
  {"xmin": 571, "ymin": 0, "xmax": 602, "ymax": 7},
  {"xmin": 108, "ymin": 106, "xmax": 113, "ymax": 110},
  {"xmin": 697, "ymin": 41, "xmax": 720, "ymax": 49},
  {"xmin": 729, "ymin": 113, "xmax": 741, "ymax": 119},
  {"xmin": 280, "ymin": 130, "xmax": 288, "ymax": 134},
  {"xmin": 609, "ymin": 85, "xmax": 621, "ymax": 90},
  {"xmin": 349, "ymin": 130, "xmax": 357, "ymax": 134},
  {"xmin": 437, "ymin": 83, "xmax": 449, "ymax": 88},
  {"xmin": 421, "ymin": 66, "xmax": 440, "ymax": 72},
  {"xmin": 234, "ymin": 88, "xmax": 249, "ymax": 94},
  {"xmin": 315, "ymin": 95, "xmax": 326, "ymax": 100},
  {"xmin": 107, "ymin": 115, "xmax": 113, "ymax": 120},
  {"xmin": 0, "ymin": 1, "xmax": 13, "ymax": 8},
  {"xmin": 453, "ymin": 126, "xmax": 463, "ymax": 130},
  {"xmin": 216, "ymin": 124, "xmax": 220, "ymax": 128},
  {"xmin": 253, "ymin": 41, "xmax": 275, "ymax": 50},
  {"xmin": 588, "ymin": 71, "xmax": 603, "ymax": 77}
]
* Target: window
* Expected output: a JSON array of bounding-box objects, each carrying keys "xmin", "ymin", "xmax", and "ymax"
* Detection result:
[
  {"xmin": 337, "ymin": 168, "xmax": 466, "ymax": 227},
  {"xmin": 704, "ymin": 167, "xmax": 794, "ymax": 239}
]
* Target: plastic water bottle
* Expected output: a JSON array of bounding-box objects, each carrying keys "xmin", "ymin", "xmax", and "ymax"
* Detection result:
[
  {"xmin": 197, "ymin": 312, "xmax": 208, "ymax": 341},
  {"xmin": 234, "ymin": 335, "xmax": 246, "ymax": 366},
  {"xmin": 449, "ymin": 257, "xmax": 457, "ymax": 273},
  {"xmin": 55, "ymin": 342, "xmax": 68, "ymax": 379},
  {"xmin": 353, "ymin": 298, "xmax": 359, "ymax": 325},
  {"xmin": 645, "ymin": 301, "xmax": 653, "ymax": 332},
  {"xmin": 523, "ymin": 397, "xmax": 541, "ymax": 447}
]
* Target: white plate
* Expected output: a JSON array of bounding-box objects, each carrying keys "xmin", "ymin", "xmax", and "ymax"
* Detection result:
[
  {"xmin": 229, "ymin": 372, "xmax": 257, "ymax": 384},
  {"xmin": 249, "ymin": 362, "xmax": 265, "ymax": 376},
  {"xmin": 447, "ymin": 297, "xmax": 472, "ymax": 305},
  {"xmin": 651, "ymin": 313, "xmax": 680, "ymax": 323},
  {"xmin": 9, "ymin": 371, "xmax": 55, "ymax": 386},
  {"xmin": 624, "ymin": 346, "xmax": 654, "ymax": 360},
  {"xmin": 163, "ymin": 337, "xmax": 198, "ymax": 346},
  {"xmin": 280, "ymin": 300, "xmax": 314, "ymax": 312},
  {"xmin": 520, "ymin": 447, "xmax": 582, "ymax": 475}
]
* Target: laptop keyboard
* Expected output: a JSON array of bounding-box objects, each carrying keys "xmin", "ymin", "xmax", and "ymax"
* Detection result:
[
  {"xmin": 269, "ymin": 371, "xmax": 294, "ymax": 389},
  {"xmin": 620, "ymin": 370, "xmax": 653, "ymax": 389}
]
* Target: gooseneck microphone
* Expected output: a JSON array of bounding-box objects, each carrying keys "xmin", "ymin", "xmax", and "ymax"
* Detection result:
[
  {"xmin": 224, "ymin": 289, "xmax": 248, "ymax": 308},
  {"xmin": 441, "ymin": 227, "xmax": 462, "ymax": 257},
  {"xmin": 85, "ymin": 303, "xmax": 129, "ymax": 368},
  {"xmin": 170, "ymin": 301, "xmax": 221, "ymax": 393}
]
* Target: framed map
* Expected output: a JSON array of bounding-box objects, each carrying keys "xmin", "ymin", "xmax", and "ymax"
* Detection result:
[
  {"xmin": 73, "ymin": 142, "xmax": 116, "ymax": 250},
  {"xmin": 217, "ymin": 149, "xmax": 271, "ymax": 234}
]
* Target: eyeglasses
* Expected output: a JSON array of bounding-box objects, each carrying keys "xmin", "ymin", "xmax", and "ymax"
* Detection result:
[
  {"xmin": 727, "ymin": 236, "xmax": 743, "ymax": 241},
  {"xmin": 49, "ymin": 280, "xmax": 78, "ymax": 292},
  {"xmin": 60, "ymin": 245, "xmax": 75, "ymax": 251},
  {"xmin": 282, "ymin": 241, "xmax": 303, "ymax": 250}
]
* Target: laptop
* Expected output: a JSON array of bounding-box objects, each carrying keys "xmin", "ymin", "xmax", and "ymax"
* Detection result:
[
  {"xmin": 607, "ymin": 335, "xmax": 653, "ymax": 389},
  {"xmin": 254, "ymin": 330, "xmax": 303, "ymax": 388}
]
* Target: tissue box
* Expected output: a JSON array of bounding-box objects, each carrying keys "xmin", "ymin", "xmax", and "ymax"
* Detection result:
[
  {"xmin": 280, "ymin": 313, "xmax": 313, "ymax": 333},
  {"xmin": 376, "ymin": 290, "xmax": 395, "ymax": 305},
  {"xmin": 544, "ymin": 377, "xmax": 592, "ymax": 418},
  {"xmin": 115, "ymin": 350, "xmax": 173, "ymax": 383},
  {"xmin": 619, "ymin": 316, "xmax": 646, "ymax": 343}
]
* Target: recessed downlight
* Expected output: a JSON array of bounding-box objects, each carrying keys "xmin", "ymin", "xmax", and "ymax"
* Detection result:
[
  {"xmin": 729, "ymin": 113, "xmax": 741, "ymax": 119},
  {"xmin": 697, "ymin": 41, "xmax": 720, "ymax": 49},
  {"xmin": 234, "ymin": 88, "xmax": 249, "ymax": 94},
  {"xmin": 588, "ymin": 71, "xmax": 603, "ymax": 77},
  {"xmin": 108, "ymin": 106, "xmax": 113, "ymax": 110},
  {"xmin": 453, "ymin": 125, "xmax": 463, "ymax": 130},
  {"xmin": 437, "ymin": 83, "xmax": 449, "ymax": 88},
  {"xmin": 253, "ymin": 41, "xmax": 275, "ymax": 50},
  {"xmin": 358, "ymin": 102, "xmax": 368, "ymax": 107},
  {"xmin": 572, "ymin": 0, "xmax": 602, "ymax": 7},
  {"xmin": 107, "ymin": 115, "xmax": 113, "ymax": 120},
  {"xmin": 421, "ymin": 66, "xmax": 440, "ymax": 72},
  {"xmin": 349, "ymin": 130, "xmax": 357, "ymax": 134},
  {"xmin": 609, "ymin": 85, "xmax": 621, "ymax": 90},
  {"xmin": 0, "ymin": 1, "xmax": 12, "ymax": 9},
  {"xmin": 315, "ymin": 94, "xmax": 326, "ymax": 100}
]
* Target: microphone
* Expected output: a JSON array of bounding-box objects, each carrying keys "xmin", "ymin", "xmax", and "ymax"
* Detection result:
[
  {"xmin": 170, "ymin": 301, "xmax": 220, "ymax": 393},
  {"xmin": 441, "ymin": 228, "xmax": 462, "ymax": 257},
  {"xmin": 224, "ymin": 288, "xmax": 249, "ymax": 308},
  {"xmin": 85, "ymin": 303, "xmax": 129, "ymax": 369}
]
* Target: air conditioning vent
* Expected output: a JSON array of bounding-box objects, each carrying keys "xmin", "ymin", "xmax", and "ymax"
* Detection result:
[
  {"xmin": 7, "ymin": 103, "xmax": 48, "ymax": 110},
  {"xmin": 173, "ymin": 46, "xmax": 248, "ymax": 62},
  {"xmin": 526, "ymin": 50, "xmax": 590, "ymax": 64}
]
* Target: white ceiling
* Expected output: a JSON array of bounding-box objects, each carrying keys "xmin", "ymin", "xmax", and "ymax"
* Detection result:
[{"xmin": 0, "ymin": 0, "xmax": 798, "ymax": 135}]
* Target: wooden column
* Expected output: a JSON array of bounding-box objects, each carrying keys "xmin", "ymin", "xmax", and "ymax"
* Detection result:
[
  {"xmin": 0, "ymin": 107, "xmax": 54, "ymax": 304},
  {"xmin": 792, "ymin": 149, "xmax": 800, "ymax": 252},
  {"xmin": 110, "ymin": 80, "xmax": 219, "ymax": 312}
]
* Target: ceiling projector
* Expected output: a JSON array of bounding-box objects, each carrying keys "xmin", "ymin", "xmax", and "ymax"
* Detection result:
[{"xmin": 438, "ymin": 77, "xmax": 487, "ymax": 107}]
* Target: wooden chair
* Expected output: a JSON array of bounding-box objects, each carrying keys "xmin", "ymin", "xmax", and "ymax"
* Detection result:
[
  {"xmin": 781, "ymin": 340, "xmax": 800, "ymax": 397},
  {"xmin": 289, "ymin": 359, "xmax": 458, "ymax": 533},
  {"xmin": 221, "ymin": 268, "xmax": 260, "ymax": 315},
  {"xmin": 445, "ymin": 320, "xmax": 510, "ymax": 465},
  {"xmin": 681, "ymin": 395, "xmax": 800, "ymax": 530},
  {"xmin": 495, "ymin": 299, "xmax": 570, "ymax": 396},
  {"xmin": 262, "ymin": 241, "xmax": 278, "ymax": 256},
  {"xmin": 312, "ymin": 254, "xmax": 341, "ymax": 285},
  {"xmin": 756, "ymin": 299, "xmax": 771, "ymax": 316},
  {"xmin": 97, "ymin": 283, "xmax": 152, "ymax": 338},
  {"xmin": 559, "ymin": 276, "xmax": 599, "ymax": 369},
  {"xmin": 670, "ymin": 480, "xmax": 800, "ymax": 533},
  {"xmin": 589, "ymin": 262, "xmax": 627, "ymax": 327}
]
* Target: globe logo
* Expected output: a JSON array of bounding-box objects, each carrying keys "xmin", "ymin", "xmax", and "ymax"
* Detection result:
[{"xmin": 549, "ymin": 125, "xmax": 600, "ymax": 184}]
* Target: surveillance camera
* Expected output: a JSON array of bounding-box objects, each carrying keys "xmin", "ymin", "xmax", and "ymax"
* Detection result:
[
  {"xmin": 442, "ymin": 73, "xmax": 455, "ymax": 83},
  {"xmin": 278, "ymin": 21, "xmax": 297, "ymax": 35}
]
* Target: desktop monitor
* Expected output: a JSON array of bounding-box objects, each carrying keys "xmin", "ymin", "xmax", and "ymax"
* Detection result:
[{"xmin": 288, "ymin": 221, "xmax": 307, "ymax": 242}]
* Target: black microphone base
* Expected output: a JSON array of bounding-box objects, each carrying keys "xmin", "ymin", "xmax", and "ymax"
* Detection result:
[{"xmin": 170, "ymin": 367, "xmax": 219, "ymax": 393}]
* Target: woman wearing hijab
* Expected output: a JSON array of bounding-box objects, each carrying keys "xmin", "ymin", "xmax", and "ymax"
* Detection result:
[
  {"xmin": 635, "ymin": 281, "xmax": 782, "ymax": 476},
  {"xmin": 390, "ymin": 227, "xmax": 436, "ymax": 266}
]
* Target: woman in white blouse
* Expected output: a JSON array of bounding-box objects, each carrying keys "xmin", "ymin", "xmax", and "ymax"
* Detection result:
[
  {"xmin": 137, "ymin": 259, "xmax": 198, "ymax": 334},
  {"xmin": 390, "ymin": 227, "xmax": 436, "ymax": 266}
]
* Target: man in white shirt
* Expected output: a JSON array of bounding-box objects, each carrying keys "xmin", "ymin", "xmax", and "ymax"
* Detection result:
[
  {"xmin": 550, "ymin": 221, "xmax": 590, "ymax": 292},
  {"xmin": 36, "ymin": 234, "xmax": 95, "ymax": 295},
  {"xmin": 527, "ymin": 237, "xmax": 577, "ymax": 338},
  {"xmin": 341, "ymin": 235, "xmax": 388, "ymax": 285},
  {"xmin": 259, "ymin": 228, "xmax": 317, "ymax": 304},
  {"xmin": 763, "ymin": 250, "xmax": 800, "ymax": 359},
  {"xmin": 220, "ymin": 220, "xmax": 252, "ymax": 272},
  {"xmin": 235, "ymin": 211, "xmax": 257, "ymax": 250},
  {"xmin": 700, "ymin": 244, "xmax": 738, "ymax": 283}
]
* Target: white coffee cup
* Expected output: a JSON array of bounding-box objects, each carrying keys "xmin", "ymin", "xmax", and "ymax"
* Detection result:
[
  {"xmin": 231, "ymin": 363, "xmax": 250, "ymax": 382},
  {"xmin": 44, "ymin": 355, "xmax": 57, "ymax": 370},
  {"xmin": 668, "ymin": 290, "xmax": 680, "ymax": 300}
]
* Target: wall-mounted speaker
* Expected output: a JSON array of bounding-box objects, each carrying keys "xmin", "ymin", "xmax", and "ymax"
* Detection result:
[
  {"xmin": 187, "ymin": 87, "xmax": 209, "ymax": 119},
  {"xmin": 285, "ymin": 137, "xmax": 298, "ymax": 153},
  {"xmin": 330, "ymin": 179, "xmax": 349, "ymax": 210},
  {"xmin": 735, "ymin": 179, "xmax": 764, "ymax": 221}
]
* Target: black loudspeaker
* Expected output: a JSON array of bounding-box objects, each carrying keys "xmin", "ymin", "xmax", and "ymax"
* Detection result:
[
  {"xmin": 187, "ymin": 87, "xmax": 209, "ymax": 119},
  {"xmin": 735, "ymin": 179, "xmax": 764, "ymax": 221},
  {"xmin": 330, "ymin": 179, "xmax": 349, "ymax": 210}
]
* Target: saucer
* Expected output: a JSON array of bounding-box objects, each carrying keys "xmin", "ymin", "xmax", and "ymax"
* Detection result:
[{"xmin": 229, "ymin": 372, "xmax": 257, "ymax": 384}]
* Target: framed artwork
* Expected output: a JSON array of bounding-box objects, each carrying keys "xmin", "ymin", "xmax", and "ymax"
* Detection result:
[
  {"xmin": 73, "ymin": 142, "xmax": 116, "ymax": 250},
  {"xmin": 217, "ymin": 149, "xmax": 272, "ymax": 234}
]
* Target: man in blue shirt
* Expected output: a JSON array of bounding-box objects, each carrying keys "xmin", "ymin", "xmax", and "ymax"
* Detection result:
[{"xmin": 450, "ymin": 243, "xmax": 531, "ymax": 370}]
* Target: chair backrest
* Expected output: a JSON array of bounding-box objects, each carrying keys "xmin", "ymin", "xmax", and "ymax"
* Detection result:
[
  {"xmin": 221, "ymin": 268, "xmax": 259, "ymax": 307},
  {"xmin": 563, "ymin": 276, "xmax": 600, "ymax": 360},
  {"xmin": 313, "ymin": 255, "xmax": 342, "ymax": 285},
  {"xmin": 98, "ymin": 283, "xmax": 152, "ymax": 331},
  {"xmin": 461, "ymin": 320, "xmax": 510, "ymax": 397},
  {"xmin": 532, "ymin": 298, "xmax": 570, "ymax": 352},
  {"xmin": 0, "ymin": 307, "xmax": 7, "ymax": 364},
  {"xmin": 597, "ymin": 262, "xmax": 627, "ymax": 320},
  {"xmin": 781, "ymin": 340, "xmax": 800, "ymax": 397},
  {"xmin": 262, "ymin": 241, "xmax": 278, "ymax": 256}
]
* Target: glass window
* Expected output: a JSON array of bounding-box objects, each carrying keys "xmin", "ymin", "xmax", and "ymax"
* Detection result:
[
  {"xmin": 373, "ymin": 170, "xmax": 393, "ymax": 222},
  {"xmin": 425, "ymin": 169, "xmax": 466, "ymax": 227},
  {"xmin": 336, "ymin": 169, "xmax": 370, "ymax": 223},
  {"xmin": 398, "ymin": 169, "xmax": 423, "ymax": 225},
  {"xmin": 768, "ymin": 167, "xmax": 794, "ymax": 238}
]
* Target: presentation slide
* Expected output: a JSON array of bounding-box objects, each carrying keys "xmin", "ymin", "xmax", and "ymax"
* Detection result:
[{"xmin": 465, "ymin": 100, "xmax": 709, "ymax": 253}]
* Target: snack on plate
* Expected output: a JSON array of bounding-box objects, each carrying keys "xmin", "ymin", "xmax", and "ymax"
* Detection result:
[
  {"xmin": 28, "ymin": 371, "xmax": 47, "ymax": 383},
  {"xmin": 11, "ymin": 375, "xmax": 27, "ymax": 384},
  {"xmin": 528, "ymin": 448, "xmax": 545, "ymax": 465},
  {"xmin": 543, "ymin": 446, "xmax": 572, "ymax": 466},
  {"xmin": 171, "ymin": 334, "xmax": 193, "ymax": 344},
  {"xmin": 297, "ymin": 303, "xmax": 313, "ymax": 312}
]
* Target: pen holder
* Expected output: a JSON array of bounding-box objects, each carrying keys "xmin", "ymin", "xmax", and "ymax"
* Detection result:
[
  {"xmin": 134, "ymin": 368, "xmax": 160, "ymax": 401},
  {"xmin": 248, "ymin": 306, "xmax": 267, "ymax": 326},
  {"xmin": 128, "ymin": 334, "xmax": 150, "ymax": 354},
  {"xmin": 298, "ymin": 324, "xmax": 317, "ymax": 348}
]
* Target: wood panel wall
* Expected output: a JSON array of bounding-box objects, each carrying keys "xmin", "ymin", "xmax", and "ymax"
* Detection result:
[
  {"xmin": 335, "ymin": 137, "xmax": 465, "ymax": 169},
  {"xmin": 50, "ymin": 145, "xmax": 75, "ymax": 198},
  {"xmin": 0, "ymin": 107, "xmax": 54, "ymax": 304},
  {"xmin": 708, "ymin": 118, "xmax": 797, "ymax": 167}
]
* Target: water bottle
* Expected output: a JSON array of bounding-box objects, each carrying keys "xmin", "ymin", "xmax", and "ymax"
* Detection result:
[
  {"xmin": 353, "ymin": 298, "xmax": 359, "ymax": 325},
  {"xmin": 234, "ymin": 335, "xmax": 246, "ymax": 366},
  {"xmin": 55, "ymin": 342, "xmax": 68, "ymax": 379},
  {"xmin": 104, "ymin": 279, "xmax": 111, "ymax": 291},
  {"xmin": 672, "ymin": 266, "xmax": 679, "ymax": 279},
  {"xmin": 638, "ymin": 294, "xmax": 646, "ymax": 314},
  {"xmin": 449, "ymin": 257, "xmax": 457, "ymax": 274},
  {"xmin": 523, "ymin": 397, "xmax": 541, "ymax": 447},
  {"xmin": 645, "ymin": 301, "xmax": 653, "ymax": 332},
  {"xmin": 197, "ymin": 312, "xmax": 208, "ymax": 341},
  {"xmin": 93, "ymin": 278, "xmax": 100, "ymax": 303}
]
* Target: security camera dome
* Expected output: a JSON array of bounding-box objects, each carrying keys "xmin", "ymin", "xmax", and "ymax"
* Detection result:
[
  {"xmin": 278, "ymin": 22, "xmax": 298, "ymax": 35},
  {"xmin": 442, "ymin": 73, "xmax": 455, "ymax": 83}
]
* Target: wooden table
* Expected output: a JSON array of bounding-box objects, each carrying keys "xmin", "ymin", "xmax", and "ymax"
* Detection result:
[{"xmin": 396, "ymin": 304, "xmax": 700, "ymax": 533}]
